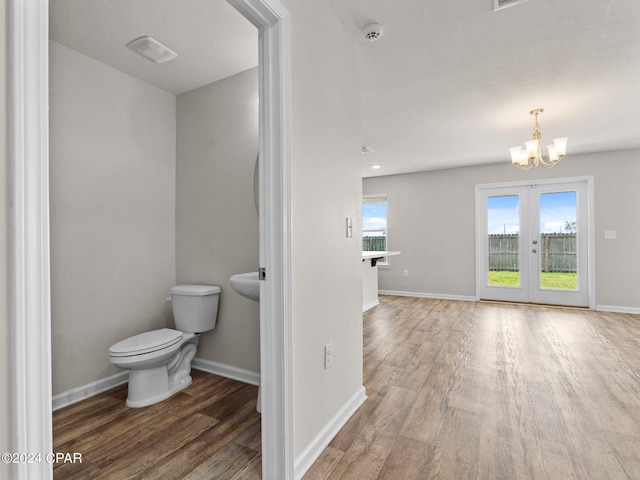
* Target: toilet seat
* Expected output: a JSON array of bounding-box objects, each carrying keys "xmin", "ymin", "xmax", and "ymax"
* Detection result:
[{"xmin": 109, "ymin": 328, "xmax": 183, "ymax": 357}]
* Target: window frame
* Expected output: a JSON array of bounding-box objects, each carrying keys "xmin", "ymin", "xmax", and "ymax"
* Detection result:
[{"xmin": 362, "ymin": 194, "xmax": 389, "ymax": 266}]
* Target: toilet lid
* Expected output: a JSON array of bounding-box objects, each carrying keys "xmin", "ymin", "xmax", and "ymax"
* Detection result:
[{"xmin": 109, "ymin": 328, "xmax": 183, "ymax": 357}]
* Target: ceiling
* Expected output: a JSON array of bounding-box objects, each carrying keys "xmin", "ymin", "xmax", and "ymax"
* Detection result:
[
  {"xmin": 50, "ymin": 0, "xmax": 640, "ymax": 178},
  {"xmin": 328, "ymin": 0, "xmax": 640, "ymax": 177},
  {"xmin": 49, "ymin": 0, "xmax": 257, "ymax": 95}
]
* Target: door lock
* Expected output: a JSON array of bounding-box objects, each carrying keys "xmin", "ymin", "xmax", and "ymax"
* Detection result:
[{"xmin": 532, "ymin": 240, "xmax": 538, "ymax": 244}]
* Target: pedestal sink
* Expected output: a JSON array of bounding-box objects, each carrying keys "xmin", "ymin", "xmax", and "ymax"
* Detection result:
[{"xmin": 229, "ymin": 272, "xmax": 260, "ymax": 302}]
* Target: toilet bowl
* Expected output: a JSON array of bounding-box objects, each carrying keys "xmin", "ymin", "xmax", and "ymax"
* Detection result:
[{"xmin": 108, "ymin": 284, "xmax": 220, "ymax": 408}]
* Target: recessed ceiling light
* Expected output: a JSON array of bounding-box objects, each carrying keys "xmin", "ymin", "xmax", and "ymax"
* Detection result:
[
  {"xmin": 371, "ymin": 164, "xmax": 382, "ymax": 170},
  {"xmin": 127, "ymin": 36, "xmax": 178, "ymax": 64}
]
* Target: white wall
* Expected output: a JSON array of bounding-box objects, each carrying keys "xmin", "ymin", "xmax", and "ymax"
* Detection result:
[
  {"xmin": 49, "ymin": 41, "xmax": 177, "ymax": 394},
  {"xmin": 363, "ymin": 148, "xmax": 640, "ymax": 310},
  {"xmin": 280, "ymin": 0, "xmax": 365, "ymax": 460},
  {"xmin": 0, "ymin": 1, "xmax": 11, "ymax": 477},
  {"xmin": 176, "ymin": 67, "xmax": 260, "ymax": 373}
]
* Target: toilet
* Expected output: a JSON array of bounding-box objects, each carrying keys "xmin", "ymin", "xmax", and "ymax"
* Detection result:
[{"xmin": 108, "ymin": 284, "xmax": 221, "ymax": 408}]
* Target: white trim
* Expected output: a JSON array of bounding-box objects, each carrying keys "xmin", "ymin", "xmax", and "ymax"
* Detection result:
[
  {"xmin": 52, "ymin": 372, "xmax": 128, "ymax": 412},
  {"xmin": 596, "ymin": 305, "xmax": 640, "ymax": 315},
  {"xmin": 378, "ymin": 291, "xmax": 640, "ymax": 315},
  {"xmin": 227, "ymin": 1, "xmax": 293, "ymax": 478},
  {"xmin": 362, "ymin": 193, "xmax": 387, "ymax": 200},
  {"xmin": 379, "ymin": 290, "xmax": 477, "ymax": 302},
  {"xmin": 191, "ymin": 358, "xmax": 260, "ymax": 386},
  {"xmin": 586, "ymin": 178, "xmax": 597, "ymax": 310},
  {"xmin": 474, "ymin": 176, "xmax": 595, "ymax": 309},
  {"xmin": 8, "ymin": 0, "xmax": 53, "ymax": 479},
  {"xmin": 293, "ymin": 386, "xmax": 367, "ymax": 480},
  {"xmin": 363, "ymin": 299, "xmax": 380, "ymax": 312},
  {"xmin": 476, "ymin": 176, "xmax": 595, "ymax": 190}
]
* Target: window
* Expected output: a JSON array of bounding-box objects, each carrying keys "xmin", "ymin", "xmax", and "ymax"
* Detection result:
[{"xmin": 362, "ymin": 195, "xmax": 388, "ymax": 263}]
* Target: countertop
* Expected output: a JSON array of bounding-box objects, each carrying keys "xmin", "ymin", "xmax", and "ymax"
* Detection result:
[{"xmin": 362, "ymin": 251, "xmax": 401, "ymax": 259}]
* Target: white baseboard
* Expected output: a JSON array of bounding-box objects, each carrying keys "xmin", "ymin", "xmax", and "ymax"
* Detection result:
[
  {"xmin": 52, "ymin": 358, "xmax": 260, "ymax": 411},
  {"xmin": 52, "ymin": 371, "xmax": 129, "ymax": 411},
  {"xmin": 294, "ymin": 386, "xmax": 367, "ymax": 480},
  {"xmin": 596, "ymin": 305, "xmax": 640, "ymax": 314},
  {"xmin": 191, "ymin": 357, "xmax": 261, "ymax": 386},
  {"xmin": 363, "ymin": 299, "xmax": 380, "ymax": 312},
  {"xmin": 379, "ymin": 289, "xmax": 477, "ymax": 302},
  {"xmin": 378, "ymin": 292, "xmax": 640, "ymax": 314}
]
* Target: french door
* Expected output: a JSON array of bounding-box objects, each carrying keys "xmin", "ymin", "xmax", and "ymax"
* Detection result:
[{"xmin": 476, "ymin": 179, "xmax": 591, "ymax": 307}]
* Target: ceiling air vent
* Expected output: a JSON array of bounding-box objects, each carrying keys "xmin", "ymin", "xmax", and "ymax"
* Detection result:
[
  {"xmin": 127, "ymin": 36, "xmax": 178, "ymax": 64},
  {"xmin": 494, "ymin": 0, "xmax": 529, "ymax": 11},
  {"xmin": 361, "ymin": 145, "xmax": 375, "ymax": 154}
]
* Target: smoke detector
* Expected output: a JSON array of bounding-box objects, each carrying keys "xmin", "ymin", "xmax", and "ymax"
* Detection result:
[{"xmin": 362, "ymin": 23, "xmax": 383, "ymax": 42}]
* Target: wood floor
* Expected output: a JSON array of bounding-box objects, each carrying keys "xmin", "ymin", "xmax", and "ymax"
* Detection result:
[
  {"xmin": 304, "ymin": 296, "xmax": 640, "ymax": 480},
  {"xmin": 53, "ymin": 371, "xmax": 262, "ymax": 479},
  {"xmin": 54, "ymin": 296, "xmax": 640, "ymax": 479}
]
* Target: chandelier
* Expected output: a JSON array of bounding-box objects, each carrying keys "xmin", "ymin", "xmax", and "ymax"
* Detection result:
[{"xmin": 509, "ymin": 108, "xmax": 568, "ymax": 171}]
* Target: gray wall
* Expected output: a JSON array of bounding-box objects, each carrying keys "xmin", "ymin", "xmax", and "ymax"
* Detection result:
[
  {"xmin": 49, "ymin": 44, "xmax": 261, "ymax": 394},
  {"xmin": 0, "ymin": 1, "xmax": 10, "ymax": 476},
  {"xmin": 281, "ymin": 0, "xmax": 364, "ymax": 459},
  {"xmin": 176, "ymin": 67, "xmax": 260, "ymax": 373},
  {"xmin": 363, "ymin": 148, "xmax": 640, "ymax": 310},
  {"xmin": 49, "ymin": 41, "xmax": 177, "ymax": 394}
]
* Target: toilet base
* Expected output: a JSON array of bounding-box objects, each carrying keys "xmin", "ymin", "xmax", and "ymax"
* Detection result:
[
  {"xmin": 125, "ymin": 368, "xmax": 193, "ymax": 408},
  {"xmin": 124, "ymin": 339, "xmax": 198, "ymax": 408}
]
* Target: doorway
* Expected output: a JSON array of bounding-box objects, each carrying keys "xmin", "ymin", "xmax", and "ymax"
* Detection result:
[
  {"xmin": 8, "ymin": 0, "xmax": 292, "ymax": 478},
  {"xmin": 476, "ymin": 178, "xmax": 594, "ymax": 307}
]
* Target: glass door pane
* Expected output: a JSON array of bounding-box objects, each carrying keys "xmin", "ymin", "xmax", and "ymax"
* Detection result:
[
  {"xmin": 478, "ymin": 180, "xmax": 589, "ymax": 307},
  {"xmin": 538, "ymin": 191, "xmax": 578, "ymax": 290},
  {"xmin": 487, "ymin": 195, "xmax": 520, "ymax": 287}
]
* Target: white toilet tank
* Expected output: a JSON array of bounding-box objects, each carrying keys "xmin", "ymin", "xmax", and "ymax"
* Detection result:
[{"xmin": 170, "ymin": 284, "xmax": 221, "ymax": 333}]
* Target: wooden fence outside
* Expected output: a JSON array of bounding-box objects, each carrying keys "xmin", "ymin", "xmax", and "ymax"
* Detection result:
[
  {"xmin": 363, "ymin": 235, "xmax": 386, "ymax": 251},
  {"xmin": 489, "ymin": 233, "xmax": 577, "ymax": 273}
]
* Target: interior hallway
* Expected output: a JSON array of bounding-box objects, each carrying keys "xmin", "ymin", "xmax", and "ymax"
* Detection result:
[{"xmin": 305, "ymin": 296, "xmax": 640, "ymax": 479}]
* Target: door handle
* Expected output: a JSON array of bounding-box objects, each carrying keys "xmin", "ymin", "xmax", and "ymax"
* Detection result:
[{"xmin": 532, "ymin": 248, "xmax": 537, "ymax": 253}]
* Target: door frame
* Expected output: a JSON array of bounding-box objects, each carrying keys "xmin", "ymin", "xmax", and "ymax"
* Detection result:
[
  {"xmin": 475, "ymin": 176, "xmax": 596, "ymax": 309},
  {"xmin": 7, "ymin": 0, "xmax": 293, "ymax": 478}
]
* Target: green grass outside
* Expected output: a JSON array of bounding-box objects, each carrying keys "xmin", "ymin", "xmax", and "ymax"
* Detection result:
[
  {"xmin": 488, "ymin": 271, "xmax": 577, "ymax": 290},
  {"xmin": 488, "ymin": 271, "xmax": 521, "ymax": 286}
]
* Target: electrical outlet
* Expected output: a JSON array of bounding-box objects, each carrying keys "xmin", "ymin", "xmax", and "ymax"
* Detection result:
[
  {"xmin": 324, "ymin": 343, "xmax": 333, "ymax": 369},
  {"xmin": 403, "ymin": 269, "xmax": 409, "ymax": 277}
]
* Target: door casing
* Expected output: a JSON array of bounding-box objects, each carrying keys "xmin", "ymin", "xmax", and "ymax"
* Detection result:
[{"xmin": 475, "ymin": 176, "xmax": 595, "ymax": 309}]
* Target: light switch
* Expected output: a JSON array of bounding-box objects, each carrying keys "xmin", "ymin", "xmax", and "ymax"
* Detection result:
[
  {"xmin": 604, "ymin": 230, "xmax": 616, "ymax": 240},
  {"xmin": 346, "ymin": 217, "xmax": 353, "ymax": 238}
]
